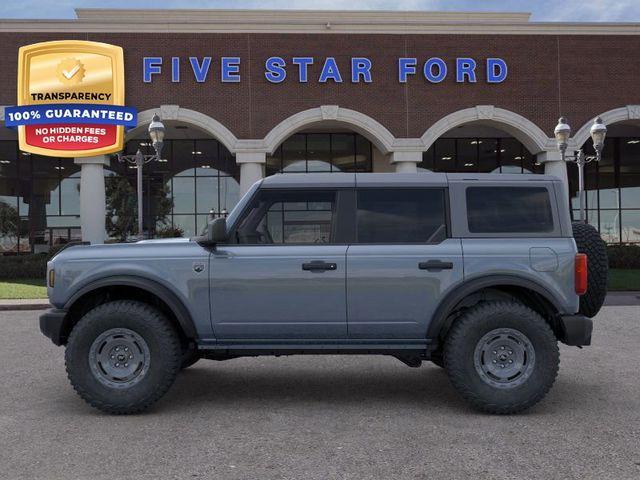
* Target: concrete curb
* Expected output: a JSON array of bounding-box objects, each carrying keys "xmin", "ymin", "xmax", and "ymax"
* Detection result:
[
  {"xmin": 604, "ymin": 291, "xmax": 640, "ymax": 306},
  {"xmin": 0, "ymin": 300, "xmax": 51, "ymax": 311}
]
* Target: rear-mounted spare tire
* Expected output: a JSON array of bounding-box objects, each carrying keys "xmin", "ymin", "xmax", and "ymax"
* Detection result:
[{"xmin": 572, "ymin": 222, "xmax": 608, "ymax": 318}]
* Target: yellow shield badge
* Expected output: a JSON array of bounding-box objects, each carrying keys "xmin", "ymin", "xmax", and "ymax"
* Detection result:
[{"xmin": 6, "ymin": 40, "xmax": 135, "ymax": 158}]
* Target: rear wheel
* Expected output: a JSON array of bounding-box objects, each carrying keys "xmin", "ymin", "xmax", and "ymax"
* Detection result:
[
  {"xmin": 65, "ymin": 300, "xmax": 182, "ymax": 414},
  {"xmin": 444, "ymin": 301, "xmax": 559, "ymax": 414}
]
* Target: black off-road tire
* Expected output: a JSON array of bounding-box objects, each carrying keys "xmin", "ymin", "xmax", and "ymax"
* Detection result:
[
  {"xmin": 444, "ymin": 301, "xmax": 559, "ymax": 414},
  {"xmin": 572, "ymin": 222, "xmax": 608, "ymax": 318},
  {"xmin": 181, "ymin": 344, "xmax": 200, "ymax": 369},
  {"xmin": 65, "ymin": 300, "xmax": 182, "ymax": 414}
]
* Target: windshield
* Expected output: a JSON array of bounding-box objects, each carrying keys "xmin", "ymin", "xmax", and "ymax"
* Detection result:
[{"xmin": 225, "ymin": 181, "xmax": 261, "ymax": 232}]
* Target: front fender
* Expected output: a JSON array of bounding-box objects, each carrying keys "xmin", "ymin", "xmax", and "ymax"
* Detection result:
[{"xmin": 62, "ymin": 274, "xmax": 198, "ymax": 339}]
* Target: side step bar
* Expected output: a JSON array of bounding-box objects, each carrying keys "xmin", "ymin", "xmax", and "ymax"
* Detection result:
[{"xmin": 197, "ymin": 339, "xmax": 436, "ymax": 358}]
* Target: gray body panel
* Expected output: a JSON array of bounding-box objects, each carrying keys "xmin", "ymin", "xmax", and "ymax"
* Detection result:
[
  {"xmin": 346, "ymin": 240, "xmax": 463, "ymax": 338},
  {"xmin": 47, "ymin": 240, "xmax": 214, "ymax": 339},
  {"xmin": 461, "ymin": 238, "xmax": 579, "ymax": 314},
  {"xmin": 209, "ymin": 245, "xmax": 348, "ymax": 339}
]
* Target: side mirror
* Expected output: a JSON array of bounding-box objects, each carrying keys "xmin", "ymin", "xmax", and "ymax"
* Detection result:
[{"xmin": 208, "ymin": 217, "xmax": 228, "ymax": 244}]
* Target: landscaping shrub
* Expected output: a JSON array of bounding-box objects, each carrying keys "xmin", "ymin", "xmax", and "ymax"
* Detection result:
[
  {"xmin": 0, "ymin": 243, "xmax": 76, "ymax": 280},
  {"xmin": 607, "ymin": 244, "xmax": 640, "ymax": 269},
  {"xmin": 155, "ymin": 226, "xmax": 184, "ymax": 238},
  {"xmin": 0, "ymin": 253, "xmax": 47, "ymax": 280}
]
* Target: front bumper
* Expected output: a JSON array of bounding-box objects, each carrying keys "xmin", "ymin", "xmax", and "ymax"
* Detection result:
[
  {"xmin": 39, "ymin": 308, "xmax": 68, "ymax": 346},
  {"xmin": 558, "ymin": 314, "xmax": 593, "ymax": 346}
]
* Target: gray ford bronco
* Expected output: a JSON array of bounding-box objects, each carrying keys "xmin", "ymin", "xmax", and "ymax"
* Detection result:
[{"xmin": 40, "ymin": 173, "xmax": 608, "ymax": 414}]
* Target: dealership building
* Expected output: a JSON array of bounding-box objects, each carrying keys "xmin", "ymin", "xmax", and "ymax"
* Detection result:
[{"xmin": 1, "ymin": 8, "xmax": 640, "ymax": 252}]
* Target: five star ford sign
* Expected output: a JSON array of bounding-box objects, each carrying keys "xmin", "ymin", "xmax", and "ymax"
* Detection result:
[{"xmin": 4, "ymin": 40, "xmax": 137, "ymax": 157}]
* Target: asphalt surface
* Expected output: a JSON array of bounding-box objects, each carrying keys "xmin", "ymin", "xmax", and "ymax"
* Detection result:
[{"xmin": 1, "ymin": 309, "xmax": 639, "ymax": 480}]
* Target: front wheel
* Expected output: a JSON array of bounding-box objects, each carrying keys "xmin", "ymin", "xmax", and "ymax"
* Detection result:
[
  {"xmin": 65, "ymin": 300, "xmax": 182, "ymax": 414},
  {"xmin": 443, "ymin": 301, "xmax": 559, "ymax": 414}
]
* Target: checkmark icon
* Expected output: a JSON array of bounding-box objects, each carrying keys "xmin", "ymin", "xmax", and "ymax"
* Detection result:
[
  {"xmin": 62, "ymin": 64, "xmax": 80, "ymax": 79},
  {"xmin": 57, "ymin": 59, "xmax": 85, "ymax": 85}
]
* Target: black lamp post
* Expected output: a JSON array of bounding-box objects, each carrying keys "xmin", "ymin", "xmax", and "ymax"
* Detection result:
[
  {"xmin": 554, "ymin": 116, "xmax": 607, "ymax": 223},
  {"xmin": 117, "ymin": 114, "xmax": 166, "ymax": 240}
]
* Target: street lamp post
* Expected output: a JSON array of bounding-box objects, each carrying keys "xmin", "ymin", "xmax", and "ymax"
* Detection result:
[
  {"xmin": 117, "ymin": 114, "xmax": 166, "ymax": 240},
  {"xmin": 554, "ymin": 116, "xmax": 607, "ymax": 224}
]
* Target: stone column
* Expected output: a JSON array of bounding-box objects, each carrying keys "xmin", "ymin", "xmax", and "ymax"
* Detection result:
[
  {"xmin": 537, "ymin": 151, "xmax": 568, "ymax": 196},
  {"xmin": 237, "ymin": 152, "xmax": 266, "ymax": 195},
  {"xmin": 74, "ymin": 155, "xmax": 109, "ymax": 244},
  {"xmin": 390, "ymin": 151, "xmax": 422, "ymax": 173}
]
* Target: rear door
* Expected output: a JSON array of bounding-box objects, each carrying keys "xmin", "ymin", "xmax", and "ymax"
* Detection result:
[{"xmin": 346, "ymin": 187, "xmax": 463, "ymax": 339}]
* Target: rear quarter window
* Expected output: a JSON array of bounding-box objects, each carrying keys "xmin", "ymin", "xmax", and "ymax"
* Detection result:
[{"xmin": 466, "ymin": 186, "xmax": 554, "ymax": 233}]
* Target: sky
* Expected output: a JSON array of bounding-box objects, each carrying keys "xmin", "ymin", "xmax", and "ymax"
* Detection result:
[{"xmin": 0, "ymin": 0, "xmax": 639, "ymax": 22}]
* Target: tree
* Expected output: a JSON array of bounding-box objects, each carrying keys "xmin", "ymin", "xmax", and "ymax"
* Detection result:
[
  {"xmin": 0, "ymin": 200, "xmax": 20, "ymax": 244},
  {"xmin": 105, "ymin": 176, "xmax": 173, "ymax": 241}
]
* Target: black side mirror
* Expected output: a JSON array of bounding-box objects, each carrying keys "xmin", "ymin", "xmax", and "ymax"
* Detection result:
[{"xmin": 208, "ymin": 217, "xmax": 228, "ymax": 244}]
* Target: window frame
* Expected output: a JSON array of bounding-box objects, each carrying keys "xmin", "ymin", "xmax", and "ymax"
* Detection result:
[
  {"xmin": 226, "ymin": 187, "xmax": 353, "ymax": 246},
  {"xmin": 449, "ymin": 182, "xmax": 563, "ymax": 238},
  {"xmin": 353, "ymin": 187, "xmax": 450, "ymax": 245}
]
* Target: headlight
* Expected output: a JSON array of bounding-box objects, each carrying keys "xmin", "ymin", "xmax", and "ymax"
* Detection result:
[{"xmin": 48, "ymin": 269, "xmax": 55, "ymax": 288}]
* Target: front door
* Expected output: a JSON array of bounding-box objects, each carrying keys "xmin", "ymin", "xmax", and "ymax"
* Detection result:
[
  {"xmin": 346, "ymin": 187, "xmax": 464, "ymax": 339},
  {"xmin": 210, "ymin": 188, "xmax": 349, "ymax": 339}
]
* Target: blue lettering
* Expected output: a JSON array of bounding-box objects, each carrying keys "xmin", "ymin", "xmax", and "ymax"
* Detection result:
[
  {"xmin": 292, "ymin": 57, "xmax": 314, "ymax": 82},
  {"xmin": 487, "ymin": 58, "xmax": 508, "ymax": 83},
  {"xmin": 319, "ymin": 57, "xmax": 342, "ymax": 83},
  {"xmin": 221, "ymin": 57, "xmax": 241, "ymax": 83},
  {"xmin": 143, "ymin": 57, "xmax": 162, "ymax": 83},
  {"xmin": 351, "ymin": 57, "xmax": 372, "ymax": 83},
  {"xmin": 424, "ymin": 58, "xmax": 447, "ymax": 83},
  {"xmin": 456, "ymin": 58, "xmax": 476, "ymax": 83},
  {"xmin": 189, "ymin": 57, "xmax": 211, "ymax": 83},
  {"xmin": 265, "ymin": 56, "xmax": 286, "ymax": 83},
  {"xmin": 398, "ymin": 58, "xmax": 417, "ymax": 83},
  {"xmin": 171, "ymin": 57, "xmax": 180, "ymax": 83}
]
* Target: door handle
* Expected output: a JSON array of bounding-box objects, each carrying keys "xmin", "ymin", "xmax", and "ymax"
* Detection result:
[
  {"xmin": 302, "ymin": 261, "xmax": 337, "ymax": 272},
  {"xmin": 419, "ymin": 260, "xmax": 454, "ymax": 271}
]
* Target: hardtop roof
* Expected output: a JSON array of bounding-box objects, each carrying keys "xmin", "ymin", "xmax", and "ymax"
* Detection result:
[{"xmin": 259, "ymin": 172, "xmax": 560, "ymax": 188}]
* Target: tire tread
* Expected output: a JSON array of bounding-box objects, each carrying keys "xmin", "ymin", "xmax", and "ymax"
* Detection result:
[
  {"xmin": 444, "ymin": 300, "xmax": 559, "ymax": 414},
  {"xmin": 65, "ymin": 300, "xmax": 181, "ymax": 414}
]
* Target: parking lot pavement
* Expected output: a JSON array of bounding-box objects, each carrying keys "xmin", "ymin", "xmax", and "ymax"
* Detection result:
[{"xmin": 1, "ymin": 309, "xmax": 639, "ymax": 480}]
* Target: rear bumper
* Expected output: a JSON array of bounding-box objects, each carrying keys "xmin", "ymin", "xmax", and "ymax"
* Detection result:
[
  {"xmin": 39, "ymin": 308, "xmax": 68, "ymax": 346},
  {"xmin": 558, "ymin": 314, "xmax": 593, "ymax": 346}
]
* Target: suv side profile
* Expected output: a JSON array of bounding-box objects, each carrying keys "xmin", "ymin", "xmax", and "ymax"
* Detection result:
[{"xmin": 39, "ymin": 173, "xmax": 607, "ymax": 414}]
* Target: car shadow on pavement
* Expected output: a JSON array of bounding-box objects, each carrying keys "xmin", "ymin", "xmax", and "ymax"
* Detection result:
[{"xmin": 156, "ymin": 360, "xmax": 472, "ymax": 414}]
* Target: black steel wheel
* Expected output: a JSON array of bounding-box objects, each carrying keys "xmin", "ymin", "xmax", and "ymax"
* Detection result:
[
  {"xmin": 65, "ymin": 300, "xmax": 181, "ymax": 414},
  {"xmin": 444, "ymin": 301, "xmax": 559, "ymax": 414}
]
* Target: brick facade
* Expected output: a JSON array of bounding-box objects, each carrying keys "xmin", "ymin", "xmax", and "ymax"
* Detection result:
[{"xmin": 0, "ymin": 31, "xmax": 638, "ymax": 140}]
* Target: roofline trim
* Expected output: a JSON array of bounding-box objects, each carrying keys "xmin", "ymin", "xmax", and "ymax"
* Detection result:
[
  {"xmin": 75, "ymin": 9, "xmax": 533, "ymax": 23},
  {"xmin": 1, "ymin": 9, "xmax": 640, "ymax": 35}
]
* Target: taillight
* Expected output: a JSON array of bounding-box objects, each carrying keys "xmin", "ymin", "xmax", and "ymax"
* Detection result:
[{"xmin": 575, "ymin": 253, "xmax": 588, "ymax": 295}]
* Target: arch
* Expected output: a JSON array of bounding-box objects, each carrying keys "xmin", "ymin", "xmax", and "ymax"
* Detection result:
[
  {"xmin": 127, "ymin": 106, "xmax": 239, "ymax": 154},
  {"xmin": 420, "ymin": 106, "xmax": 553, "ymax": 154},
  {"xmin": 572, "ymin": 105, "xmax": 640, "ymax": 148},
  {"xmin": 263, "ymin": 106, "xmax": 396, "ymax": 155}
]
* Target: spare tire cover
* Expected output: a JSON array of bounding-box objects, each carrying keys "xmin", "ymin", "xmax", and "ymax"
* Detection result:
[{"xmin": 572, "ymin": 222, "xmax": 609, "ymax": 318}]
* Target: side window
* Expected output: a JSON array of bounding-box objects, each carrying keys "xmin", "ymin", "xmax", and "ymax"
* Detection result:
[
  {"xmin": 356, "ymin": 188, "xmax": 447, "ymax": 243},
  {"xmin": 236, "ymin": 190, "xmax": 336, "ymax": 244},
  {"xmin": 466, "ymin": 186, "xmax": 554, "ymax": 233}
]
